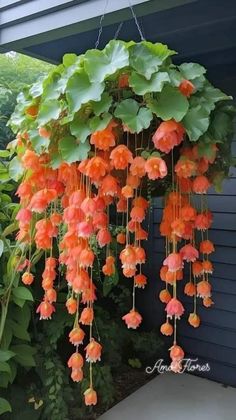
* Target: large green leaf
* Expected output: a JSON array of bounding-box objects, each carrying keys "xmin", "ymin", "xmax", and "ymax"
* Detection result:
[
  {"xmin": 129, "ymin": 71, "xmax": 170, "ymax": 95},
  {"xmin": 37, "ymin": 99, "xmax": 61, "ymax": 125},
  {"xmin": 9, "ymin": 156, "xmax": 24, "ymax": 181},
  {"xmin": 129, "ymin": 42, "xmax": 175, "ymax": 80},
  {"xmin": 0, "ymin": 361, "xmax": 11, "ymax": 373},
  {"xmin": 89, "ymin": 113, "xmax": 112, "ymax": 132},
  {"xmin": 114, "ymin": 99, "xmax": 152, "ymax": 133},
  {"xmin": 59, "ymin": 135, "xmax": 91, "ymax": 163},
  {"xmin": 183, "ymin": 105, "xmax": 209, "ymax": 141},
  {"xmin": 84, "ymin": 40, "xmax": 129, "ymax": 83},
  {"xmin": 12, "ymin": 286, "xmax": 34, "ymax": 302},
  {"xmin": 0, "ymin": 350, "xmax": 15, "ymax": 362},
  {"xmin": 29, "ymin": 129, "xmax": 50, "ymax": 154},
  {"xmin": 91, "ymin": 92, "xmax": 113, "ymax": 116},
  {"xmin": 66, "ymin": 70, "xmax": 104, "ymax": 114},
  {"xmin": 148, "ymin": 85, "xmax": 189, "ymax": 121},
  {"xmin": 10, "ymin": 344, "xmax": 36, "ymax": 367},
  {"xmin": 0, "ymin": 398, "xmax": 11, "ymax": 415},
  {"xmin": 178, "ymin": 62, "xmax": 206, "ymax": 80},
  {"xmin": 70, "ymin": 119, "xmax": 91, "ymax": 143}
]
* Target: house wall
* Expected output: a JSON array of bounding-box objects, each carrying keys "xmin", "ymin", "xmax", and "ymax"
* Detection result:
[{"xmin": 139, "ymin": 75, "xmax": 236, "ymax": 387}]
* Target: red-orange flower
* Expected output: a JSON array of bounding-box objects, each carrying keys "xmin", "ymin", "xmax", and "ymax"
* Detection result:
[
  {"xmin": 192, "ymin": 175, "xmax": 211, "ymax": 194},
  {"xmin": 184, "ymin": 282, "xmax": 196, "ymax": 296},
  {"xmin": 145, "ymin": 157, "xmax": 167, "ymax": 180},
  {"xmin": 22, "ymin": 272, "xmax": 34, "ymax": 285},
  {"xmin": 67, "ymin": 352, "xmax": 84, "ymax": 369},
  {"xmin": 85, "ymin": 156, "xmax": 108, "ymax": 180},
  {"xmin": 85, "ymin": 338, "xmax": 102, "ymax": 363},
  {"xmin": 152, "ymin": 120, "xmax": 185, "ymax": 153},
  {"xmin": 90, "ymin": 121, "xmax": 117, "ymax": 151},
  {"xmin": 122, "ymin": 309, "xmax": 142, "ymax": 329},
  {"xmin": 160, "ymin": 321, "xmax": 173, "ymax": 336},
  {"xmin": 159, "ymin": 289, "xmax": 171, "ymax": 303},
  {"xmin": 130, "ymin": 156, "xmax": 146, "ymax": 178},
  {"xmin": 175, "ymin": 158, "xmax": 196, "ymax": 178},
  {"xmin": 118, "ymin": 73, "xmax": 129, "ymax": 88},
  {"xmin": 110, "ymin": 145, "xmax": 133, "ymax": 169},
  {"xmin": 197, "ymin": 280, "xmax": 211, "ymax": 298},
  {"xmin": 199, "ymin": 240, "xmax": 215, "ymax": 254},
  {"xmin": 79, "ymin": 307, "xmax": 94, "ymax": 325},
  {"xmin": 69, "ymin": 326, "xmax": 85, "ymax": 345},
  {"xmin": 66, "ymin": 297, "xmax": 77, "ymax": 314},
  {"xmin": 84, "ymin": 388, "xmax": 97, "ymax": 406},
  {"xmin": 36, "ymin": 300, "xmax": 55, "ymax": 320},
  {"xmin": 134, "ymin": 273, "xmax": 147, "ymax": 288},
  {"xmin": 178, "ymin": 79, "xmax": 195, "ymax": 97}
]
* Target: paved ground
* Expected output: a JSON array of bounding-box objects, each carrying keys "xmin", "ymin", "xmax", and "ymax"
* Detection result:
[{"xmin": 99, "ymin": 372, "xmax": 236, "ymax": 420}]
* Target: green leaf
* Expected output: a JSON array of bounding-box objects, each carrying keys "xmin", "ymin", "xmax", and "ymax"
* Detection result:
[
  {"xmin": 129, "ymin": 42, "xmax": 175, "ymax": 79},
  {"xmin": 29, "ymin": 78, "xmax": 44, "ymax": 98},
  {"xmin": 0, "ymin": 361, "xmax": 11, "ymax": 373},
  {"xmin": 9, "ymin": 156, "xmax": 24, "ymax": 181},
  {"xmin": 183, "ymin": 105, "xmax": 209, "ymax": 141},
  {"xmin": 0, "ymin": 150, "xmax": 10, "ymax": 158},
  {"xmin": 50, "ymin": 150, "xmax": 62, "ymax": 169},
  {"xmin": 63, "ymin": 53, "xmax": 78, "ymax": 67},
  {"xmin": 89, "ymin": 113, "xmax": 112, "ymax": 132},
  {"xmin": 0, "ymin": 239, "xmax": 4, "ymax": 257},
  {"xmin": 9, "ymin": 320, "xmax": 30, "ymax": 341},
  {"xmin": 91, "ymin": 92, "xmax": 113, "ymax": 116},
  {"xmin": 178, "ymin": 62, "xmax": 206, "ymax": 80},
  {"xmin": 12, "ymin": 286, "xmax": 34, "ymax": 302},
  {"xmin": 29, "ymin": 129, "xmax": 50, "ymax": 154},
  {"xmin": 66, "ymin": 70, "xmax": 104, "ymax": 114},
  {"xmin": 84, "ymin": 40, "xmax": 129, "ymax": 83},
  {"xmin": 197, "ymin": 142, "xmax": 216, "ymax": 160},
  {"xmin": 0, "ymin": 350, "xmax": 15, "ymax": 362},
  {"xmin": 59, "ymin": 136, "xmax": 91, "ymax": 163},
  {"xmin": 129, "ymin": 71, "xmax": 170, "ymax": 95},
  {"xmin": 37, "ymin": 100, "xmax": 61, "ymax": 125},
  {"xmin": 149, "ymin": 85, "xmax": 189, "ymax": 121},
  {"xmin": 70, "ymin": 119, "xmax": 91, "ymax": 143},
  {"xmin": 114, "ymin": 99, "xmax": 152, "ymax": 133},
  {"xmin": 168, "ymin": 68, "xmax": 183, "ymax": 86},
  {"xmin": 0, "ymin": 398, "xmax": 11, "ymax": 415},
  {"xmin": 10, "ymin": 344, "xmax": 36, "ymax": 367}
]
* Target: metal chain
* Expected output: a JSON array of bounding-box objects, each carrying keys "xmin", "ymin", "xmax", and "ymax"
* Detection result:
[
  {"xmin": 95, "ymin": 0, "xmax": 145, "ymax": 48},
  {"xmin": 128, "ymin": 0, "xmax": 145, "ymax": 41},
  {"xmin": 95, "ymin": 0, "xmax": 110, "ymax": 49}
]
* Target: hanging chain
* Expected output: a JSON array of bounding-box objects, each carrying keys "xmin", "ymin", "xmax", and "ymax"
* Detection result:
[
  {"xmin": 95, "ymin": 0, "xmax": 110, "ymax": 49},
  {"xmin": 95, "ymin": 0, "xmax": 145, "ymax": 48},
  {"xmin": 128, "ymin": 0, "xmax": 145, "ymax": 41}
]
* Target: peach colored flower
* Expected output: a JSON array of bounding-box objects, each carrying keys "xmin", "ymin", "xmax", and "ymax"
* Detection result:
[
  {"xmin": 197, "ymin": 280, "xmax": 211, "ymax": 298},
  {"xmin": 180, "ymin": 244, "xmax": 199, "ymax": 262},
  {"xmin": 152, "ymin": 120, "xmax": 185, "ymax": 153},
  {"xmin": 188, "ymin": 313, "xmax": 200, "ymax": 328},
  {"xmin": 110, "ymin": 145, "xmax": 133, "ymax": 169},
  {"xmin": 85, "ymin": 338, "xmax": 102, "ymax": 363},
  {"xmin": 122, "ymin": 309, "xmax": 142, "ymax": 329},
  {"xmin": 163, "ymin": 253, "xmax": 183, "ymax": 272},
  {"xmin": 165, "ymin": 297, "xmax": 184, "ymax": 319},
  {"xmin": 84, "ymin": 388, "xmax": 97, "ymax": 406},
  {"xmin": 145, "ymin": 157, "xmax": 167, "ymax": 180}
]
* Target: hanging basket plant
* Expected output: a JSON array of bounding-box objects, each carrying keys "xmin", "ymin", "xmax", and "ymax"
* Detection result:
[{"xmin": 8, "ymin": 40, "xmax": 235, "ymax": 404}]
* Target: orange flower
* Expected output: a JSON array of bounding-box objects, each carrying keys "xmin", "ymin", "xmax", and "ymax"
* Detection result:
[
  {"xmin": 120, "ymin": 245, "xmax": 136, "ymax": 268},
  {"xmin": 130, "ymin": 206, "xmax": 145, "ymax": 222},
  {"xmin": 69, "ymin": 327, "xmax": 85, "ymax": 345},
  {"xmin": 123, "ymin": 267, "xmax": 136, "ymax": 277},
  {"xmin": 85, "ymin": 338, "xmax": 102, "ymax": 363},
  {"xmin": 90, "ymin": 121, "xmax": 116, "ymax": 151},
  {"xmin": 188, "ymin": 313, "xmax": 200, "ymax": 328},
  {"xmin": 152, "ymin": 120, "xmax": 185, "ymax": 154},
  {"xmin": 50, "ymin": 212, "xmax": 62, "ymax": 226},
  {"xmin": 110, "ymin": 145, "xmax": 133, "ymax": 169},
  {"xmin": 117, "ymin": 232, "xmax": 126, "ymax": 244},
  {"xmin": 21, "ymin": 149, "xmax": 40, "ymax": 171},
  {"xmin": 195, "ymin": 213, "xmax": 212, "ymax": 231},
  {"xmin": 145, "ymin": 157, "xmax": 167, "ymax": 180},
  {"xmin": 38, "ymin": 126, "xmax": 51, "ymax": 138},
  {"xmin": 199, "ymin": 240, "xmax": 215, "ymax": 255},
  {"xmin": 134, "ymin": 273, "xmax": 147, "ymax": 288},
  {"xmin": 36, "ymin": 300, "xmax": 55, "ymax": 320},
  {"xmin": 180, "ymin": 244, "xmax": 199, "ymax": 262},
  {"xmin": 81, "ymin": 197, "xmax": 96, "ymax": 216},
  {"xmin": 178, "ymin": 79, "xmax": 194, "ymax": 97},
  {"xmin": 67, "ymin": 352, "xmax": 84, "ymax": 369},
  {"xmin": 126, "ymin": 173, "xmax": 140, "ymax": 188},
  {"xmin": 45, "ymin": 288, "xmax": 57, "ymax": 303},
  {"xmin": 85, "ymin": 156, "xmax": 108, "ymax": 180},
  {"xmin": 122, "ymin": 309, "xmax": 142, "ymax": 329},
  {"xmin": 159, "ymin": 289, "xmax": 171, "ymax": 303},
  {"xmin": 30, "ymin": 189, "xmax": 57, "ymax": 213},
  {"xmin": 25, "ymin": 104, "xmax": 38, "ymax": 117},
  {"xmin": 84, "ymin": 388, "xmax": 97, "ymax": 406},
  {"xmin": 170, "ymin": 344, "xmax": 184, "ymax": 361},
  {"xmin": 79, "ymin": 248, "xmax": 95, "ymax": 267},
  {"xmin": 163, "ymin": 253, "xmax": 183, "ymax": 272},
  {"xmin": 101, "ymin": 175, "xmax": 119, "ymax": 196},
  {"xmin": 71, "ymin": 368, "xmax": 83, "ymax": 382},
  {"xmin": 192, "ymin": 260, "xmax": 203, "ymax": 277},
  {"xmin": 66, "ymin": 298, "xmax": 77, "ymax": 315},
  {"xmin": 79, "ymin": 307, "xmax": 94, "ymax": 325},
  {"xmin": 160, "ymin": 321, "xmax": 173, "ymax": 336},
  {"xmin": 175, "ymin": 158, "xmax": 196, "ymax": 178},
  {"xmin": 121, "ymin": 185, "xmax": 134, "ymax": 199},
  {"xmin": 184, "ymin": 282, "xmax": 196, "ymax": 296},
  {"xmin": 171, "ymin": 218, "xmax": 185, "ymax": 237},
  {"xmin": 203, "ymin": 297, "xmax": 214, "ymax": 307},
  {"xmin": 133, "ymin": 196, "xmax": 149, "ymax": 210},
  {"xmin": 165, "ymin": 297, "xmax": 184, "ymax": 319},
  {"xmin": 97, "ymin": 228, "xmax": 111, "ymax": 247},
  {"xmin": 22, "ymin": 272, "xmax": 34, "ymax": 285},
  {"xmin": 180, "ymin": 205, "xmax": 196, "ymax": 221},
  {"xmin": 130, "ymin": 156, "xmax": 146, "ymax": 178},
  {"xmin": 202, "ymin": 260, "xmax": 213, "ymax": 274},
  {"xmin": 197, "ymin": 280, "xmax": 211, "ymax": 298},
  {"xmin": 118, "ymin": 73, "xmax": 129, "ymax": 88},
  {"xmin": 192, "ymin": 175, "xmax": 211, "ymax": 194}
]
